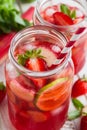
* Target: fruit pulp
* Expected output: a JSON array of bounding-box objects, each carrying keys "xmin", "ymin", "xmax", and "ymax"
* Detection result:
[
  {"xmin": 5, "ymin": 40, "xmax": 73, "ymax": 130},
  {"xmin": 37, "ymin": 4, "xmax": 86, "ymax": 74}
]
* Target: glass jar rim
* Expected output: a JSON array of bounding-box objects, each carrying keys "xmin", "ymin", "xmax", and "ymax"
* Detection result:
[
  {"xmin": 9, "ymin": 25, "xmax": 71, "ymax": 78},
  {"xmin": 35, "ymin": 0, "xmax": 87, "ymax": 29}
]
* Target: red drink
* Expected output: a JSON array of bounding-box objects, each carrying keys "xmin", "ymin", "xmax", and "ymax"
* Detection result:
[
  {"xmin": 5, "ymin": 25, "xmax": 74, "ymax": 130},
  {"xmin": 33, "ymin": 0, "xmax": 87, "ymax": 74}
]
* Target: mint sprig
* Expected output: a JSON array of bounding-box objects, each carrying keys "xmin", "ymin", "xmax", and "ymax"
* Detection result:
[
  {"xmin": 72, "ymin": 98, "xmax": 84, "ymax": 111},
  {"xmin": 68, "ymin": 110, "xmax": 81, "ymax": 120},
  {"xmin": 0, "ymin": 0, "xmax": 31, "ymax": 34},
  {"xmin": 18, "ymin": 49, "xmax": 44, "ymax": 66},
  {"xmin": 68, "ymin": 98, "xmax": 84, "ymax": 120},
  {"xmin": 60, "ymin": 4, "xmax": 76, "ymax": 19}
]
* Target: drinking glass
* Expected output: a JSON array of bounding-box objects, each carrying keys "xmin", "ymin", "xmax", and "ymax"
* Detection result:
[
  {"xmin": 33, "ymin": 0, "xmax": 87, "ymax": 74},
  {"xmin": 5, "ymin": 25, "xmax": 74, "ymax": 130}
]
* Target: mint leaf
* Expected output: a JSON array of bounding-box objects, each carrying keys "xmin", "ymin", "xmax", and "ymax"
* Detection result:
[
  {"xmin": 60, "ymin": 4, "xmax": 76, "ymax": 20},
  {"xmin": 0, "ymin": 0, "xmax": 15, "ymax": 9},
  {"xmin": 72, "ymin": 98, "xmax": 84, "ymax": 111},
  {"xmin": 70, "ymin": 10, "xmax": 76, "ymax": 19},
  {"xmin": 60, "ymin": 4, "xmax": 70, "ymax": 16},
  {"xmin": 0, "ymin": 0, "xmax": 31, "ymax": 34},
  {"xmin": 68, "ymin": 110, "xmax": 81, "ymax": 120}
]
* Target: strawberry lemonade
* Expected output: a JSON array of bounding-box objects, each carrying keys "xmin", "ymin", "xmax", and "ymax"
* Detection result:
[
  {"xmin": 33, "ymin": 0, "xmax": 87, "ymax": 74},
  {"xmin": 5, "ymin": 25, "xmax": 74, "ymax": 130}
]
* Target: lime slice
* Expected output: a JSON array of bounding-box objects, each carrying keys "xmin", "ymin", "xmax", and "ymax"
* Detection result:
[
  {"xmin": 9, "ymin": 79, "xmax": 35, "ymax": 102},
  {"xmin": 35, "ymin": 77, "xmax": 69, "ymax": 111}
]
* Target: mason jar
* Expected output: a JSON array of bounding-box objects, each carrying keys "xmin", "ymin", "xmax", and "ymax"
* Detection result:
[
  {"xmin": 5, "ymin": 25, "xmax": 74, "ymax": 130},
  {"xmin": 33, "ymin": 0, "xmax": 87, "ymax": 74}
]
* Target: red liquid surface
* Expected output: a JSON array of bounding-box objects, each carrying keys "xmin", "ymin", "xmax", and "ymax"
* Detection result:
[{"xmin": 6, "ymin": 41, "xmax": 73, "ymax": 130}]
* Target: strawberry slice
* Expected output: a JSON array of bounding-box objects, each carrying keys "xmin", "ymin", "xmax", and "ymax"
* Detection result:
[
  {"xmin": 26, "ymin": 58, "xmax": 46, "ymax": 72},
  {"xmin": 26, "ymin": 58, "xmax": 47, "ymax": 88},
  {"xmin": 20, "ymin": 110, "xmax": 47, "ymax": 122},
  {"xmin": 53, "ymin": 12, "xmax": 74, "ymax": 25},
  {"xmin": 9, "ymin": 79, "xmax": 35, "ymax": 102},
  {"xmin": 17, "ymin": 49, "xmax": 47, "ymax": 88}
]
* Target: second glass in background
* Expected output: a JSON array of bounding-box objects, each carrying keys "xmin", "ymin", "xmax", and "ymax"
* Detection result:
[{"xmin": 33, "ymin": 0, "xmax": 87, "ymax": 74}]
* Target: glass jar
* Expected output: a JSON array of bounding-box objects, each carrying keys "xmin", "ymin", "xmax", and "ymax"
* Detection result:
[
  {"xmin": 33, "ymin": 0, "xmax": 87, "ymax": 74},
  {"xmin": 5, "ymin": 25, "xmax": 74, "ymax": 130}
]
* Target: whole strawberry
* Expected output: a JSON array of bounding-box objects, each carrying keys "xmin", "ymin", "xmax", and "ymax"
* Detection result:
[
  {"xmin": 0, "ymin": 82, "xmax": 6, "ymax": 103},
  {"xmin": 71, "ymin": 76, "xmax": 87, "ymax": 98}
]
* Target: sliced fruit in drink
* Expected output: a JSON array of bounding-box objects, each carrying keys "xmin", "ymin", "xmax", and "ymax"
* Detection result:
[
  {"xmin": 53, "ymin": 12, "xmax": 73, "ymax": 25},
  {"xmin": 7, "ymin": 88, "xmax": 16, "ymax": 104},
  {"xmin": 26, "ymin": 57, "xmax": 47, "ymax": 88},
  {"xmin": 20, "ymin": 110, "xmax": 47, "ymax": 122},
  {"xmin": 30, "ymin": 78, "xmax": 46, "ymax": 89},
  {"xmin": 35, "ymin": 77, "xmax": 69, "ymax": 111},
  {"xmin": 9, "ymin": 79, "xmax": 35, "ymax": 102},
  {"xmin": 26, "ymin": 58, "xmax": 46, "ymax": 71},
  {"xmin": 39, "ymin": 46, "xmax": 57, "ymax": 67},
  {"xmin": 17, "ymin": 49, "xmax": 47, "ymax": 88}
]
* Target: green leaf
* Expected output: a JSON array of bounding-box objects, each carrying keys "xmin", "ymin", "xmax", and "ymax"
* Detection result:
[
  {"xmin": 72, "ymin": 98, "xmax": 84, "ymax": 111},
  {"xmin": 70, "ymin": 10, "xmax": 76, "ymax": 19},
  {"xmin": 60, "ymin": 4, "xmax": 76, "ymax": 20},
  {"xmin": 0, "ymin": 21, "xmax": 12, "ymax": 33},
  {"xmin": 18, "ymin": 55, "xmax": 27, "ymax": 66},
  {"xmin": 18, "ymin": 49, "xmax": 44, "ymax": 66},
  {"xmin": 0, "ymin": 82, "xmax": 5, "ymax": 90},
  {"xmin": 0, "ymin": 0, "xmax": 15, "ymax": 8},
  {"xmin": 0, "ymin": 0, "xmax": 31, "ymax": 34},
  {"xmin": 68, "ymin": 110, "xmax": 81, "ymax": 120},
  {"xmin": 60, "ymin": 4, "xmax": 70, "ymax": 16},
  {"xmin": 20, "ymin": 0, "xmax": 35, "ymax": 3}
]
